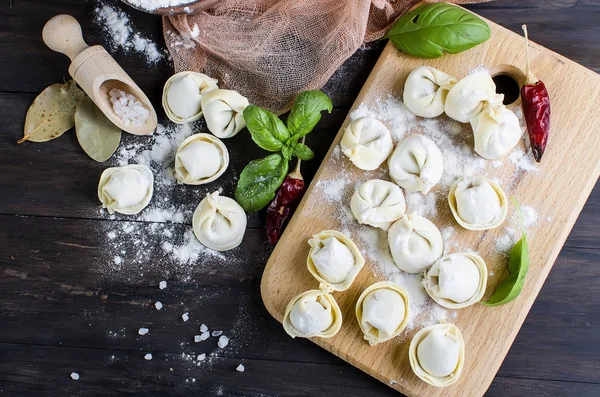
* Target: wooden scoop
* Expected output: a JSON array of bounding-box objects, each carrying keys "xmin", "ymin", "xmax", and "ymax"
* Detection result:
[{"xmin": 42, "ymin": 14, "xmax": 157, "ymax": 135}]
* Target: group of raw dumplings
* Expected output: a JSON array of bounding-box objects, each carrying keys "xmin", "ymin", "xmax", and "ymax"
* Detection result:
[
  {"xmin": 405, "ymin": 66, "xmax": 522, "ymax": 160},
  {"xmin": 97, "ymin": 71, "xmax": 251, "ymax": 252},
  {"xmin": 163, "ymin": 72, "xmax": 249, "ymax": 187},
  {"xmin": 330, "ymin": 65, "xmax": 522, "ymax": 387},
  {"xmin": 283, "ymin": 230, "xmax": 412, "ymax": 347}
]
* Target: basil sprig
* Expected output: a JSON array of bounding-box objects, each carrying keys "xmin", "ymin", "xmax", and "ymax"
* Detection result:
[
  {"xmin": 235, "ymin": 90, "xmax": 332, "ymax": 212},
  {"xmin": 481, "ymin": 199, "xmax": 530, "ymax": 306},
  {"xmin": 385, "ymin": 3, "xmax": 491, "ymax": 59}
]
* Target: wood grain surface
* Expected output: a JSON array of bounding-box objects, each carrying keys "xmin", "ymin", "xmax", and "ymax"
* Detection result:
[{"xmin": 1, "ymin": 0, "xmax": 599, "ymax": 396}]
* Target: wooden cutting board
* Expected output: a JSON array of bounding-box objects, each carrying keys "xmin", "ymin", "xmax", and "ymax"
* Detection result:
[{"xmin": 261, "ymin": 9, "xmax": 600, "ymax": 397}]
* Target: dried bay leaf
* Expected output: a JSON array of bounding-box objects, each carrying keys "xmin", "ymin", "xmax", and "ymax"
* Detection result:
[
  {"xmin": 75, "ymin": 97, "xmax": 122, "ymax": 162},
  {"xmin": 18, "ymin": 80, "xmax": 86, "ymax": 143}
]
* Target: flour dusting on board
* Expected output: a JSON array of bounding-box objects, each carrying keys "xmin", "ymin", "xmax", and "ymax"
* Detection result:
[{"xmin": 309, "ymin": 95, "xmax": 545, "ymax": 331}]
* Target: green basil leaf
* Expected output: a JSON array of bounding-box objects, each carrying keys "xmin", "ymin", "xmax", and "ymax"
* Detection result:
[
  {"xmin": 481, "ymin": 200, "xmax": 529, "ymax": 306},
  {"xmin": 281, "ymin": 145, "xmax": 293, "ymax": 161},
  {"xmin": 292, "ymin": 143, "xmax": 314, "ymax": 161},
  {"xmin": 243, "ymin": 105, "xmax": 290, "ymax": 152},
  {"xmin": 235, "ymin": 153, "xmax": 289, "ymax": 213},
  {"xmin": 385, "ymin": 3, "xmax": 491, "ymax": 59},
  {"xmin": 286, "ymin": 90, "xmax": 332, "ymax": 139}
]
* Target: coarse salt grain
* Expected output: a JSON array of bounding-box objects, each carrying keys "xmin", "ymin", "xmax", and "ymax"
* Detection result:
[
  {"xmin": 155, "ymin": 301, "xmax": 163, "ymax": 310},
  {"xmin": 217, "ymin": 335, "xmax": 229, "ymax": 348},
  {"xmin": 109, "ymin": 88, "xmax": 150, "ymax": 128},
  {"xmin": 144, "ymin": 353, "xmax": 153, "ymax": 360},
  {"xmin": 138, "ymin": 328, "xmax": 149, "ymax": 335},
  {"xmin": 199, "ymin": 331, "xmax": 210, "ymax": 341},
  {"xmin": 236, "ymin": 364, "xmax": 245, "ymax": 372},
  {"xmin": 211, "ymin": 330, "xmax": 222, "ymax": 337},
  {"xmin": 194, "ymin": 335, "xmax": 202, "ymax": 343},
  {"xmin": 197, "ymin": 353, "xmax": 206, "ymax": 361},
  {"xmin": 182, "ymin": 313, "xmax": 189, "ymax": 322},
  {"xmin": 70, "ymin": 372, "xmax": 79, "ymax": 380},
  {"xmin": 200, "ymin": 324, "xmax": 208, "ymax": 333}
]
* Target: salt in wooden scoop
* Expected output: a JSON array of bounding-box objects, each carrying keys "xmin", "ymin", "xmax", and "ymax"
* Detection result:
[{"xmin": 42, "ymin": 14, "xmax": 157, "ymax": 135}]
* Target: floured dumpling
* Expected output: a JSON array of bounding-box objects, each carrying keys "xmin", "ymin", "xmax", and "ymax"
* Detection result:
[
  {"xmin": 283, "ymin": 286, "xmax": 342, "ymax": 339},
  {"xmin": 444, "ymin": 71, "xmax": 504, "ymax": 123},
  {"xmin": 98, "ymin": 164, "xmax": 153, "ymax": 215},
  {"xmin": 162, "ymin": 71, "xmax": 218, "ymax": 124},
  {"xmin": 355, "ymin": 281, "xmax": 409, "ymax": 346},
  {"xmin": 307, "ymin": 230, "xmax": 365, "ymax": 291},
  {"xmin": 201, "ymin": 89, "xmax": 249, "ymax": 139},
  {"xmin": 448, "ymin": 176, "xmax": 508, "ymax": 230},
  {"xmin": 388, "ymin": 134, "xmax": 443, "ymax": 194},
  {"xmin": 409, "ymin": 323, "xmax": 465, "ymax": 387},
  {"xmin": 340, "ymin": 117, "xmax": 393, "ymax": 170},
  {"xmin": 403, "ymin": 66, "xmax": 457, "ymax": 118},
  {"xmin": 174, "ymin": 133, "xmax": 229, "ymax": 185},
  {"xmin": 350, "ymin": 179, "xmax": 406, "ymax": 231},
  {"xmin": 423, "ymin": 253, "xmax": 488, "ymax": 309},
  {"xmin": 192, "ymin": 191, "xmax": 247, "ymax": 251},
  {"xmin": 388, "ymin": 213, "xmax": 443, "ymax": 274},
  {"xmin": 471, "ymin": 104, "xmax": 522, "ymax": 159}
]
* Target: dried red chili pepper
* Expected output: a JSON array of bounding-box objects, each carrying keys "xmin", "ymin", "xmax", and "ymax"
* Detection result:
[
  {"xmin": 521, "ymin": 24, "xmax": 551, "ymax": 162},
  {"xmin": 266, "ymin": 158, "xmax": 305, "ymax": 245}
]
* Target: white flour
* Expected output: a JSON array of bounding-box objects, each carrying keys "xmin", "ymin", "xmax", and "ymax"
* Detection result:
[
  {"xmin": 126, "ymin": 0, "xmax": 195, "ymax": 11},
  {"xmin": 95, "ymin": 3, "xmax": 167, "ymax": 65}
]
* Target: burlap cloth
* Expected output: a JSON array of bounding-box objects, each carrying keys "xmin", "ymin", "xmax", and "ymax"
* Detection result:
[{"xmin": 163, "ymin": 0, "xmax": 490, "ymax": 114}]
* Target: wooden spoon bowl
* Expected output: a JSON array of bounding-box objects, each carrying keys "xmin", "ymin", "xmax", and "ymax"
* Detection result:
[{"xmin": 120, "ymin": 0, "xmax": 221, "ymax": 15}]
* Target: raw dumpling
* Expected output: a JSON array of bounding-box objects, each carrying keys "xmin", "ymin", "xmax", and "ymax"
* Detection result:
[
  {"xmin": 307, "ymin": 230, "xmax": 365, "ymax": 291},
  {"xmin": 350, "ymin": 179, "xmax": 406, "ymax": 231},
  {"xmin": 162, "ymin": 71, "xmax": 218, "ymax": 124},
  {"xmin": 409, "ymin": 323, "xmax": 465, "ymax": 387},
  {"xmin": 403, "ymin": 66, "xmax": 457, "ymax": 118},
  {"xmin": 174, "ymin": 133, "xmax": 229, "ymax": 185},
  {"xmin": 448, "ymin": 176, "xmax": 508, "ymax": 230},
  {"xmin": 444, "ymin": 71, "xmax": 504, "ymax": 123},
  {"xmin": 283, "ymin": 286, "xmax": 342, "ymax": 339},
  {"xmin": 388, "ymin": 134, "xmax": 443, "ymax": 194},
  {"xmin": 388, "ymin": 213, "xmax": 443, "ymax": 274},
  {"xmin": 471, "ymin": 104, "xmax": 522, "ymax": 159},
  {"xmin": 192, "ymin": 191, "xmax": 247, "ymax": 251},
  {"xmin": 423, "ymin": 253, "xmax": 488, "ymax": 309},
  {"xmin": 98, "ymin": 164, "xmax": 153, "ymax": 215},
  {"xmin": 201, "ymin": 89, "xmax": 249, "ymax": 139},
  {"xmin": 340, "ymin": 117, "xmax": 393, "ymax": 170},
  {"xmin": 355, "ymin": 281, "xmax": 409, "ymax": 346}
]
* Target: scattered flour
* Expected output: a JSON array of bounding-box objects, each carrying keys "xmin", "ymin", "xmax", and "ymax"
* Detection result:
[
  {"xmin": 98, "ymin": 120, "xmax": 242, "ymax": 281},
  {"xmin": 94, "ymin": 4, "xmax": 167, "ymax": 64},
  {"xmin": 406, "ymin": 192, "xmax": 437, "ymax": 217},
  {"xmin": 495, "ymin": 205, "xmax": 539, "ymax": 254},
  {"xmin": 350, "ymin": 95, "xmax": 416, "ymax": 141},
  {"xmin": 125, "ymin": 0, "xmax": 195, "ymax": 11}
]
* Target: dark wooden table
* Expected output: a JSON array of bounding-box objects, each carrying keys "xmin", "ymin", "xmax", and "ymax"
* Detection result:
[{"xmin": 1, "ymin": 1, "xmax": 599, "ymax": 396}]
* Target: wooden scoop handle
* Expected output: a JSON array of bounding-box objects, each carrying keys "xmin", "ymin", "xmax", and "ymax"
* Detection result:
[{"xmin": 42, "ymin": 15, "xmax": 89, "ymax": 61}]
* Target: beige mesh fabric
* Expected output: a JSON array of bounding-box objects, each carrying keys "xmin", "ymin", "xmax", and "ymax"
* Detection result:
[{"xmin": 163, "ymin": 0, "xmax": 489, "ymax": 114}]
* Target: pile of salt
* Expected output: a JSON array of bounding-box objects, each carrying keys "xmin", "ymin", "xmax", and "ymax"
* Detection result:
[{"xmin": 109, "ymin": 88, "xmax": 150, "ymax": 127}]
